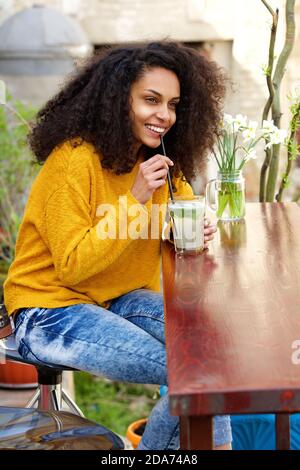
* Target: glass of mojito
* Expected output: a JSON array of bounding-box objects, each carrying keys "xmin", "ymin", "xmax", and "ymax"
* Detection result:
[{"xmin": 168, "ymin": 195, "xmax": 205, "ymax": 254}]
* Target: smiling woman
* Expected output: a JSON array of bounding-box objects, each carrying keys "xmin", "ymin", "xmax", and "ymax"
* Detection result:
[
  {"xmin": 3, "ymin": 41, "xmax": 230, "ymax": 450},
  {"xmin": 130, "ymin": 67, "xmax": 180, "ymax": 151}
]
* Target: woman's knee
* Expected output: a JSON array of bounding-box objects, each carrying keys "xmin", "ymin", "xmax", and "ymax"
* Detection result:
[{"xmin": 110, "ymin": 289, "xmax": 164, "ymax": 320}]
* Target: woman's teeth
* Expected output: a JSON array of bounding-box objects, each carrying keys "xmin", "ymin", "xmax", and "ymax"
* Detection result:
[{"xmin": 145, "ymin": 124, "xmax": 165, "ymax": 134}]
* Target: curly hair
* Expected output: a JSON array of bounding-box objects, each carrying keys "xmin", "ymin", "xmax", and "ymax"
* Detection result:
[{"xmin": 29, "ymin": 41, "xmax": 226, "ymax": 181}]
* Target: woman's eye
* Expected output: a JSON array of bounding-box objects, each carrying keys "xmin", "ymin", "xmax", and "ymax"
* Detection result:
[
  {"xmin": 146, "ymin": 97, "xmax": 157, "ymax": 103},
  {"xmin": 169, "ymin": 102, "xmax": 178, "ymax": 109}
]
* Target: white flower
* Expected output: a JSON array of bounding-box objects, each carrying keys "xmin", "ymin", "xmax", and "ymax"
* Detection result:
[
  {"xmin": 215, "ymin": 112, "xmax": 287, "ymax": 173},
  {"xmin": 262, "ymin": 119, "xmax": 276, "ymax": 133},
  {"xmin": 265, "ymin": 128, "xmax": 288, "ymax": 148},
  {"xmin": 223, "ymin": 113, "xmax": 234, "ymax": 125},
  {"xmin": 233, "ymin": 114, "xmax": 248, "ymax": 132},
  {"xmin": 244, "ymin": 149, "xmax": 257, "ymax": 162},
  {"xmin": 222, "ymin": 113, "xmax": 235, "ymax": 133},
  {"xmin": 242, "ymin": 121, "xmax": 258, "ymax": 142}
]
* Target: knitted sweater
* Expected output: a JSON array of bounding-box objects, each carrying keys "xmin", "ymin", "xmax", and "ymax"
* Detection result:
[{"xmin": 4, "ymin": 140, "xmax": 193, "ymax": 315}]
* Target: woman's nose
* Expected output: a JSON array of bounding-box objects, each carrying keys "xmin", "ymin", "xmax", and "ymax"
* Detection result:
[{"xmin": 156, "ymin": 105, "xmax": 171, "ymax": 122}]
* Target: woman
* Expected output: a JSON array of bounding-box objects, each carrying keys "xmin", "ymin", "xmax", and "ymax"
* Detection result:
[{"xmin": 4, "ymin": 41, "xmax": 231, "ymax": 450}]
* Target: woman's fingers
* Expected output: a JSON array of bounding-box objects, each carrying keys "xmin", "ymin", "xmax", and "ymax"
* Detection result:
[
  {"xmin": 204, "ymin": 234, "xmax": 215, "ymax": 242},
  {"xmin": 204, "ymin": 223, "xmax": 217, "ymax": 235},
  {"xmin": 144, "ymin": 160, "xmax": 169, "ymax": 174},
  {"xmin": 145, "ymin": 169, "xmax": 169, "ymax": 189},
  {"xmin": 142, "ymin": 154, "xmax": 173, "ymax": 171},
  {"xmin": 204, "ymin": 220, "xmax": 217, "ymax": 243},
  {"xmin": 131, "ymin": 155, "xmax": 172, "ymax": 204},
  {"xmin": 148, "ymin": 168, "xmax": 168, "ymax": 181}
]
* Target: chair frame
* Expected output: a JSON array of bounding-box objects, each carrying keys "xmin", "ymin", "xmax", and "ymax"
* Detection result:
[{"xmin": 0, "ymin": 335, "xmax": 84, "ymax": 417}]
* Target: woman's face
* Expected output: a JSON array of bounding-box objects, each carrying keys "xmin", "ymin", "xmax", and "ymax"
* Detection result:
[{"xmin": 130, "ymin": 67, "xmax": 180, "ymax": 152}]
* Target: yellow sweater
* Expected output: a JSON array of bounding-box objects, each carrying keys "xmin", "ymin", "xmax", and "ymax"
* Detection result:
[{"xmin": 4, "ymin": 140, "xmax": 193, "ymax": 315}]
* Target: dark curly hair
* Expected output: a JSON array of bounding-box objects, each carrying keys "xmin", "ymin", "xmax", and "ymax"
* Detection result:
[{"xmin": 29, "ymin": 41, "xmax": 226, "ymax": 181}]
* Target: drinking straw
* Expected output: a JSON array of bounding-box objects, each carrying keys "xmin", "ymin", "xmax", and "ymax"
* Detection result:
[
  {"xmin": 160, "ymin": 135, "xmax": 179, "ymax": 242},
  {"xmin": 160, "ymin": 136, "xmax": 175, "ymax": 203}
]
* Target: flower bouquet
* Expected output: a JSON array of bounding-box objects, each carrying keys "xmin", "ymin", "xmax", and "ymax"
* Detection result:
[{"xmin": 207, "ymin": 114, "xmax": 287, "ymax": 221}]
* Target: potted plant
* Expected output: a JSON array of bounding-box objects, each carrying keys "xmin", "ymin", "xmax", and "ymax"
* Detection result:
[
  {"xmin": 126, "ymin": 418, "xmax": 147, "ymax": 449},
  {"xmin": 206, "ymin": 113, "xmax": 287, "ymax": 221},
  {"xmin": 125, "ymin": 387, "xmax": 168, "ymax": 448}
]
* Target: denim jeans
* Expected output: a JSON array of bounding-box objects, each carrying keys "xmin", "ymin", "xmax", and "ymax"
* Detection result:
[{"xmin": 14, "ymin": 289, "xmax": 231, "ymax": 450}]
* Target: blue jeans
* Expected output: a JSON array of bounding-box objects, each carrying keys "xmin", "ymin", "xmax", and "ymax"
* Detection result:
[{"xmin": 14, "ymin": 289, "xmax": 231, "ymax": 450}]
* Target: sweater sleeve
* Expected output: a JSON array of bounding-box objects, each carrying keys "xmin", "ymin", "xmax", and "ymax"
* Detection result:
[{"xmin": 45, "ymin": 183, "xmax": 151, "ymax": 286}]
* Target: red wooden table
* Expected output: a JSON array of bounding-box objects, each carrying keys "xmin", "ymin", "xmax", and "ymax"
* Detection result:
[{"xmin": 162, "ymin": 203, "xmax": 300, "ymax": 450}]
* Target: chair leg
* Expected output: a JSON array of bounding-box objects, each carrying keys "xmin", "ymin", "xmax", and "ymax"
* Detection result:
[
  {"xmin": 38, "ymin": 383, "xmax": 62, "ymax": 411},
  {"xmin": 276, "ymin": 414, "xmax": 290, "ymax": 450},
  {"xmin": 51, "ymin": 389, "xmax": 60, "ymax": 411},
  {"xmin": 25, "ymin": 388, "xmax": 40, "ymax": 408},
  {"xmin": 24, "ymin": 373, "xmax": 84, "ymax": 417},
  {"xmin": 62, "ymin": 388, "xmax": 85, "ymax": 417}
]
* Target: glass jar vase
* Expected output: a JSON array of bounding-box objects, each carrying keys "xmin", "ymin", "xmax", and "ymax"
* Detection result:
[{"xmin": 206, "ymin": 170, "xmax": 246, "ymax": 221}]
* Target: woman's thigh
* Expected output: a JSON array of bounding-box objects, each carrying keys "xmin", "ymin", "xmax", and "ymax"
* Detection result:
[
  {"xmin": 14, "ymin": 304, "xmax": 167, "ymax": 385},
  {"xmin": 109, "ymin": 289, "xmax": 165, "ymax": 344}
]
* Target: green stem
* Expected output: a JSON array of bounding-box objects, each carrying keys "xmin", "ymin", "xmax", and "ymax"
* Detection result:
[
  {"xmin": 4, "ymin": 103, "xmax": 32, "ymax": 130},
  {"xmin": 217, "ymin": 181, "xmax": 245, "ymax": 220},
  {"xmin": 276, "ymin": 99, "xmax": 300, "ymax": 201}
]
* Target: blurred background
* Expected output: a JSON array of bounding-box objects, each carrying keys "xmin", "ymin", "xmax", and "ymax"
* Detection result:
[{"xmin": 0, "ymin": 0, "xmax": 299, "ymax": 199}]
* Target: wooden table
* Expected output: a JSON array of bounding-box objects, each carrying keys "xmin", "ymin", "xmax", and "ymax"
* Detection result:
[{"xmin": 162, "ymin": 203, "xmax": 300, "ymax": 450}]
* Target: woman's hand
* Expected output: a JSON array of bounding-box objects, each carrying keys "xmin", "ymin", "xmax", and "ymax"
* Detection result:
[
  {"xmin": 131, "ymin": 154, "xmax": 174, "ymax": 205},
  {"xmin": 204, "ymin": 218, "xmax": 217, "ymax": 249}
]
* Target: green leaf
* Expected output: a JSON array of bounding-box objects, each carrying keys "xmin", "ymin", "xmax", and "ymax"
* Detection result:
[{"xmin": 217, "ymin": 193, "xmax": 229, "ymax": 217}]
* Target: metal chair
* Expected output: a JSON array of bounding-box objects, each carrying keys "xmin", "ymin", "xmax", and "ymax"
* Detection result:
[
  {"xmin": 0, "ymin": 305, "xmax": 125, "ymax": 450},
  {"xmin": 0, "ymin": 332, "xmax": 84, "ymax": 417}
]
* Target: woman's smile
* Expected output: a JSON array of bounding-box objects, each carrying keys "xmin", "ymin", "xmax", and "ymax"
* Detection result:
[{"xmin": 144, "ymin": 123, "xmax": 167, "ymax": 137}]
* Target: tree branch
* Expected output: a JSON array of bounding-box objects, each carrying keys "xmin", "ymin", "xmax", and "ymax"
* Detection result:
[
  {"xmin": 260, "ymin": 148, "xmax": 272, "ymax": 201},
  {"xmin": 262, "ymin": 6, "xmax": 278, "ymax": 123},
  {"xmin": 266, "ymin": 0, "xmax": 296, "ymax": 201},
  {"xmin": 259, "ymin": 1, "xmax": 279, "ymax": 201},
  {"xmin": 261, "ymin": 0, "xmax": 275, "ymax": 16}
]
